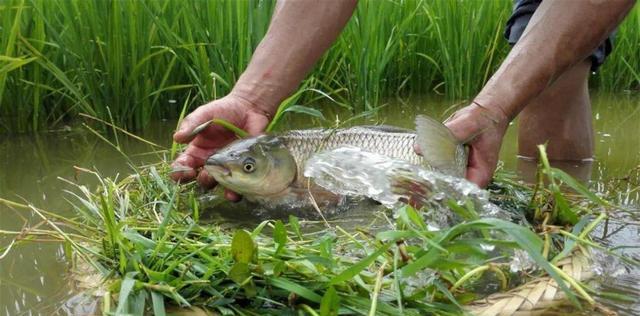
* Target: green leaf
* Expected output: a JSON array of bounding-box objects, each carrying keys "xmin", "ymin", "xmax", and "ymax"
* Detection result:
[
  {"xmin": 142, "ymin": 265, "xmax": 167, "ymax": 283},
  {"xmin": 122, "ymin": 230, "xmax": 157, "ymax": 249},
  {"xmin": 282, "ymin": 105, "xmax": 326, "ymax": 120},
  {"xmin": 320, "ymin": 237, "xmax": 333, "ymax": 260},
  {"xmin": 554, "ymin": 192, "xmax": 578, "ymax": 225},
  {"xmin": 433, "ymin": 279, "xmax": 463, "ymax": 310},
  {"xmin": 228, "ymin": 262, "xmax": 251, "ymax": 285},
  {"xmin": 289, "ymin": 215, "xmax": 302, "ymax": 240},
  {"xmin": 252, "ymin": 220, "xmax": 270, "ymax": 237},
  {"xmin": 212, "ymin": 118, "xmax": 249, "ymax": 138},
  {"xmin": 115, "ymin": 272, "xmax": 139, "ymax": 315},
  {"xmin": 404, "ymin": 205, "xmax": 427, "ymax": 229},
  {"xmin": 551, "ymin": 168, "xmax": 609, "ymax": 206},
  {"xmin": 320, "ymin": 286, "xmax": 340, "ymax": 316},
  {"xmin": 273, "ymin": 260, "xmax": 286, "ymax": 277},
  {"xmin": 130, "ymin": 290, "xmax": 147, "ymax": 315},
  {"xmin": 329, "ymin": 244, "xmax": 390, "ymax": 286},
  {"xmin": 151, "ymin": 291, "xmax": 166, "ymax": 316},
  {"xmin": 471, "ymin": 218, "xmax": 579, "ymax": 306},
  {"xmin": 270, "ymin": 277, "xmax": 322, "ymax": 303},
  {"xmin": 376, "ymin": 230, "xmax": 415, "ymax": 242},
  {"xmin": 229, "ymin": 262, "xmax": 257, "ymax": 298},
  {"xmin": 447, "ymin": 199, "xmax": 479, "ymax": 221},
  {"xmin": 273, "ymin": 220, "xmax": 287, "ymax": 246},
  {"xmin": 553, "ymin": 216, "xmax": 590, "ymax": 263},
  {"xmin": 231, "ymin": 230, "xmax": 255, "ymax": 264},
  {"xmin": 399, "ymin": 248, "xmax": 441, "ymax": 278}
]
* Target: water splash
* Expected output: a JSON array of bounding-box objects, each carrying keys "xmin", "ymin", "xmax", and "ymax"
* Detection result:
[
  {"xmin": 509, "ymin": 249, "xmax": 537, "ymax": 273},
  {"xmin": 591, "ymin": 248, "xmax": 629, "ymax": 278},
  {"xmin": 303, "ymin": 146, "xmax": 517, "ymax": 224}
]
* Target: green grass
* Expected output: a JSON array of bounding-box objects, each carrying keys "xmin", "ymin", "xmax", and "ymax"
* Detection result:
[
  {"xmin": 0, "ymin": 0, "xmax": 639, "ymax": 132},
  {"xmin": 0, "ymin": 141, "xmax": 637, "ymax": 314}
]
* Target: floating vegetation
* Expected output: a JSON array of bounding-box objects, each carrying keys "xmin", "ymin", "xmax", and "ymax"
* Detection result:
[
  {"xmin": 1, "ymin": 0, "xmax": 639, "ymax": 132},
  {"xmin": 0, "ymin": 144, "xmax": 638, "ymax": 315}
]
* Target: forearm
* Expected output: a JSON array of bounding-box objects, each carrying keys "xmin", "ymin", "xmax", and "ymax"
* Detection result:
[
  {"xmin": 231, "ymin": 0, "xmax": 358, "ymax": 115},
  {"xmin": 475, "ymin": 0, "xmax": 636, "ymax": 121}
]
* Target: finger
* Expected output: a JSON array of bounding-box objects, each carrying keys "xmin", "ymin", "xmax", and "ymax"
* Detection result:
[
  {"xmin": 413, "ymin": 143, "xmax": 422, "ymax": 155},
  {"xmin": 224, "ymin": 189, "xmax": 241, "ymax": 202},
  {"xmin": 170, "ymin": 142, "xmax": 217, "ymax": 182},
  {"xmin": 173, "ymin": 105, "xmax": 217, "ymax": 143},
  {"xmin": 244, "ymin": 110, "xmax": 271, "ymax": 136},
  {"xmin": 445, "ymin": 113, "xmax": 479, "ymax": 142},
  {"xmin": 170, "ymin": 162, "xmax": 197, "ymax": 182},
  {"xmin": 465, "ymin": 147, "xmax": 493, "ymax": 188},
  {"xmin": 180, "ymin": 142, "xmax": 217, "ymax": 166},
  {"xmin": 197, "ymin": 169, "xmax": 217, "ymax": 190},
  {"xmin": 466, "ymin": 166, "xmax": 492, "ymax": 188}
]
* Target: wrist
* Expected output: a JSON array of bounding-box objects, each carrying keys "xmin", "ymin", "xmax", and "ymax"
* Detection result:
[
  {"xmin": 229, "ymin": 80, "xmax": 281, "ymax": 118},
  {"xmin": 469, "ymin": 99, "xmax": 510, "ymax": 130}
]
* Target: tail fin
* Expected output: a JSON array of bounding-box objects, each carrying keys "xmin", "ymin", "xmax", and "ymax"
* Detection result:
[{"xmin": 415, "ymin": 115, "xmax": 468, "ymax": 177}]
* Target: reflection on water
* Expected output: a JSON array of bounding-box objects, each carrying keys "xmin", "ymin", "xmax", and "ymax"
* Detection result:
[
  {"xmin": 591, "ymin": 219, "xmax": 640, "ymax": 316},
  {"xmin": 0, "ymin": 124, "xmax": 172, "ymax": 315},
  {"xmin": 0, "ymin": 94, "xmax": 638, "ymax": 314},
  {"xmin": 516, "ymin": 158, "xmax": 594, "ymax": 184}
]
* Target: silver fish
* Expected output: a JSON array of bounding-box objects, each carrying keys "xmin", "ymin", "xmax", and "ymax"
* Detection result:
[{"xmin": 204, "ymin": 115, "xmax": 467, "ymax": 206}]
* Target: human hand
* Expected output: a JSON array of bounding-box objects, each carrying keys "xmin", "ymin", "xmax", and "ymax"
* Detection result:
[
  {"xmin": 171, "ymin": 94, "xmax": 271, "ymax": 200},
  {"xmin": 444, "ymin": 102, "xmax": 510, "ymax": 188}
]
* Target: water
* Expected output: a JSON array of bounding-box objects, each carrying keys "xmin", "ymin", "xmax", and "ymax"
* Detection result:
[
  {"xmin": 0, "ymin": 94, "xmax": 639, "ymax": 314},
  {"xmin": 303, "ymin": 146, "xmax": 519, "ymax": 227}
]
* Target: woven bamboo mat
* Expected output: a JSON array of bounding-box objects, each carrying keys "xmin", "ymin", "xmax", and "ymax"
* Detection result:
[{"xmin": 467, "ymin": 250, "xmax": 594, "ymax": 316}]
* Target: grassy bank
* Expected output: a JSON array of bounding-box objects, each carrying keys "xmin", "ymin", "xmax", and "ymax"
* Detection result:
[
  {"xmin": 1, "ymin": 146, "xmax": 637, "ymax": 314},
  {"xmin": 0, "ymin": 0, "xmax": 639, "ymax": 132}
]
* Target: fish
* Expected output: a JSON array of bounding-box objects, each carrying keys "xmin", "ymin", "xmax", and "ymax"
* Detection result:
[{"xmin": 204, "ymin": 115, "xmax": 467, "ymax": 206}]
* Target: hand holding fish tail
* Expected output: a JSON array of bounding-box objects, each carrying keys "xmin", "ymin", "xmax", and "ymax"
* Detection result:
[
  {"xmin": 444, "ymin": 101, "xmax": 509, "ymax": 188},
  {"xmin": 171, "ymin": 94, "xmax": 271, "ymax": 199}
]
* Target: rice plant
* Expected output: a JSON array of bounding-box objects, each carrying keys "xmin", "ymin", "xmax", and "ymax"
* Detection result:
[{"xmin": 1, "ymin": 0, "xmax": 638, "ymax": 132}]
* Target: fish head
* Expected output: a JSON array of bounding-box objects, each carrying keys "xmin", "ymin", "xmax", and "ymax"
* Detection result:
[{"xmin": 205, "ymin": 135, "xmax": 297, "ymax": 197}]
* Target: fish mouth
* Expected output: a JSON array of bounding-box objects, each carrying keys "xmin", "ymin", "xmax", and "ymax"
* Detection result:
[{"xmin": 205, "ymin": 156, "xmax": 231, "ymax": 177}]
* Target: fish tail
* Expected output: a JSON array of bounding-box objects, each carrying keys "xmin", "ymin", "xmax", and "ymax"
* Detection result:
[{"xmin": 415, "ymin": 115, "xmax": 467, "ymax": 177}]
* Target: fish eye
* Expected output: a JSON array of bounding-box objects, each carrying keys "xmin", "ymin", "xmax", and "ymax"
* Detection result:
[{"xmin": 242, "ymin": 157, "xmax": 256, "ymax": 173}]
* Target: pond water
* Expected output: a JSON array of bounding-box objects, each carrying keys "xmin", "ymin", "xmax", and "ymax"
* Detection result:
[{"xmin": 0, "ymin": 93, "xmax": 638, "ymax": 315}]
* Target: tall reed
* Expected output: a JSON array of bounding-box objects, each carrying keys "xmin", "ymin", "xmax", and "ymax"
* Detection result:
[
  {"xmin": 1, "ymin": 0, "xmax": 638, "ymax": 132},
  {"xmin": 593, "ymin": 7, "xmax": 640, "ymax": 91}
]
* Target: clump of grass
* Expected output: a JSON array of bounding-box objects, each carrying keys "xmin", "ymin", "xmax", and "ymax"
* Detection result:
[
  {"xmin": 1, "ymin": 145, "xmax": 636, "ymax": 315},
  {"xmin": 1, "ymin": 0, "xmax": 638, "ymax": 132}
]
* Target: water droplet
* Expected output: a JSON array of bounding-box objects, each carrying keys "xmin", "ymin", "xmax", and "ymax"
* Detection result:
[
  {"xmin": 432, "ymin": 192, "xmax": 445, "ymax": 201},
  {"xmin": 480, "ymin": 244, "xmax": 495, "ymax": 251},
  {"xmin": 304, "ymin": 146, "xmax": 516, "ymax": 225}
]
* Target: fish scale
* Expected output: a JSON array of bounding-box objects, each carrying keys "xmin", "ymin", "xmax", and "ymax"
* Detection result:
[
  {"xmin": 281, "ymin": 127, "xmax": 424, "ymax": 183},
  {"xmin": 204, "ymin": 115, "xmax": 466, "ymax": 205}
]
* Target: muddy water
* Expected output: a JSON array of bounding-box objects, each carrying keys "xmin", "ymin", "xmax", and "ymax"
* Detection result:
[{"xmin": 0, "ymin": 93, "xmax": 638, "ymax": 315}]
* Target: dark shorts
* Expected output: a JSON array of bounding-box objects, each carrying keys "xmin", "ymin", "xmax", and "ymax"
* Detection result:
[{"xmin": 504, "ymin": 0, "xmax": 614, "ymax": 72}]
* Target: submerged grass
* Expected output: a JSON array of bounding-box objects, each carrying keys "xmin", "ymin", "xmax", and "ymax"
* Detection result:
[
  {"xmin": 1, "ymin": 0, "xmax": 639, "ymax": 132},
  {"xmin": 0, "ymin": 143, "xmax": 637, "ymax": 314}
]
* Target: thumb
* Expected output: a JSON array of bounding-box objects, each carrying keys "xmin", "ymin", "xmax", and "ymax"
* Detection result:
[
  {"xmin": 445, "ymin": 114, "xmax": 481, "ymax": 143},
  {"xmin": 244, "ymin": 110, "xmax": 271, "ymax": 137},
  {"xmin": 173, "ymin": 105, "xmax": 216, "ymax": 143}
]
